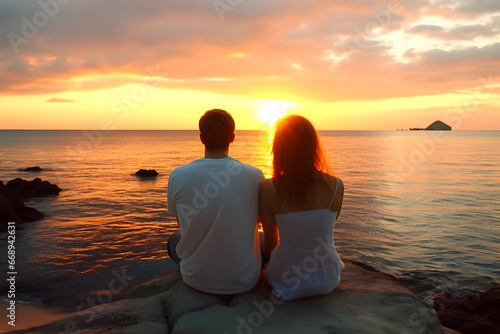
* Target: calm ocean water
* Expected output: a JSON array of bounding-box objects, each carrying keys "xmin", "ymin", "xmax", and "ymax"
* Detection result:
[{"xmin": 0, "ymin": 130, "xmax": 499, "ymax": 309}]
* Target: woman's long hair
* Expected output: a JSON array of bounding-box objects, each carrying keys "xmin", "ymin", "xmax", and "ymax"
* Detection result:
[{"xmin": 272, "ymin": 115, "xmax": 330, "ymax": 205}]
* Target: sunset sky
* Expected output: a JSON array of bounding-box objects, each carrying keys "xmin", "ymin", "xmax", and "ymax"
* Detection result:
[{"xmin": 0, "ymin": 0, "xmax": 499, "ymax": 130}]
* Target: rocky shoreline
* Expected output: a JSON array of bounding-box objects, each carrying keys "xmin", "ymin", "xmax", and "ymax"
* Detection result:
[
  {"xmin": 433, "ymin": 287, "xmax": 500, "ymax": 334},
  {"xmin": 9, "ymin": 259, "xmax": 455, "ymax": 334}
]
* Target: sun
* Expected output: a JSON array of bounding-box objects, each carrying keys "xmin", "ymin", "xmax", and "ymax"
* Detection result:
[
  {"xmin": 255, "ymin": 100, "xmax": 295, "ymax": 129},
  {"xmin": 254, "ymin": 100, "xmax": 295, "ymax": 179}
]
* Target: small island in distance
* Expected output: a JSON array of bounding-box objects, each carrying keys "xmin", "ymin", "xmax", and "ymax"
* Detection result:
[{"xmin": 397, "ymin": 120, "xmax": 452, "ymax": 131}]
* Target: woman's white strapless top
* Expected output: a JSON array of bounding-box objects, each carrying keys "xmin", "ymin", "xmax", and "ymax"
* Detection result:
[{"xmin": 266, "ymin": 209, "xmax": 344, "ymax": 301}]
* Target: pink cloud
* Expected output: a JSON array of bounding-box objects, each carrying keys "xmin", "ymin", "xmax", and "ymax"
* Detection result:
[{"xmin": 46, "ymin": 97, "xmax": 76, "ymax": 103}]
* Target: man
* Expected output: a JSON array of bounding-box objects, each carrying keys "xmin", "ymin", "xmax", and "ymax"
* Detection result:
[{"xmin": 167, "ymin": 109, "xmax": 264, "ymax": 294}]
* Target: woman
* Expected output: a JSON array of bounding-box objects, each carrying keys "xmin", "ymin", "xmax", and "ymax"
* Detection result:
[{"xmin": 259, "ymin": 115, "xmax": 344, "ymax": 301}]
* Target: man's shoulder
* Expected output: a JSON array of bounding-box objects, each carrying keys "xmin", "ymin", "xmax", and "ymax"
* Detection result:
[
  {"xmin": 170, "ymin": 159, "xmax": 204, "ymax": 175},
  {"xmin": 170, "ymin": 158, "xmax": 263, "ymax": 180},
  {"xmin": 229, "ymin": 158, "xmax": 264, "ymax": 177}
]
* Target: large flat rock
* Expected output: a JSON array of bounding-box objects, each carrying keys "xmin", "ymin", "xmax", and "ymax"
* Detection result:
[
  {"xmin": 171, "ymin": 260, "xmax": 444, "ymax": 334},
  {"xmin": 10, "ymin": 260, "xmax": 447, "ymax": 334}
]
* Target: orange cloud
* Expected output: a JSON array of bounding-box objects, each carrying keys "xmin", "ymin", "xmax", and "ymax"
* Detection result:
[{"xmin": 46, "ymin": 97, "xmax": 76, "ymax": 103}]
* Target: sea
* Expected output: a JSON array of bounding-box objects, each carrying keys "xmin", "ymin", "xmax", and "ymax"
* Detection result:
[{"xmin": 0, "ymin": 130, "xmax": 499, "ymax": 313}]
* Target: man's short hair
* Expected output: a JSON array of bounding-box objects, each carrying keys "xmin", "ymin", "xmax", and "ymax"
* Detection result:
[{"xmin": 199, "ymin": 109, "xmax": 235, "ymax": 150}]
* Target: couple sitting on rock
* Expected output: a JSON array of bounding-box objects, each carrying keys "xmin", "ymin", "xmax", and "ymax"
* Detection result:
[{"xmin": 167, "ymin": 109, "xmax": 344, "ymax": 301}]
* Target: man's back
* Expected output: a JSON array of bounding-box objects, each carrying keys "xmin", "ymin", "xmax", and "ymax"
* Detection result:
[{"xmin": 167, "ymin": 156, "xmax": 263, "ymax": 294}]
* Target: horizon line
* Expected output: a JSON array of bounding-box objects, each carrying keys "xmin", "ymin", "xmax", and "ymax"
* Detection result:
[{"xmin": 1, "ymin": 129, "xmax": 499, "ymax": 132}]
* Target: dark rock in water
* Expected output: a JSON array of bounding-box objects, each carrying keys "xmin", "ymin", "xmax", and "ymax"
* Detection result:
[
  {"xmin": 425, "ymin": 120, "xmax": 452, "ymax": 130},
  {"xmin": 434, "ymin": 292, "xmax": 475, "ymax": 314},
  {"xmin": 464, "ymin": 315, "xmax": 498, "ymax": 334},
  {"xmin": 475, "ymin": 287, "xmax": 500, "ymax": 327},
  {"xmin": 24, "ymin": 206, "xmax": 45, "ymax": 221},
  {"xmin": 23, "ymin": 166, "xmax": 43, "ymax": 172},
  {"xmin": 438, "ymin": 308, "xmax": 470, "ymax": 332},
  {"xmin": 434, "ymin": 293, "xmax": 458, "ymax": 312},
  {"xmin": 0, "ymin": 181, "xmax": 45, "ymax": 231},
  {"xmin": 434, "ymin": 288, "xmax": 500, "ymax": 334},
  {"xmin": 0, "ymin": 177, "xmax": 59, "ymax": 230},
  {"xmin": 135, "ymin": 169, "xmax": 158, "ymax": 178},
  {"xmin": 6, "ymin": 177, "xmax": 61, "ymax": 199}
]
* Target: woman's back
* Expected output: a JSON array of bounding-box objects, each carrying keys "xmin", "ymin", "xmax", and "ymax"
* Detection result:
[
  {"xmin": 264, "ymin": 177, "xmax": 344, "ymax": 301},
  {"xmin": 274, "ymin": 209, "xmax": 335, "ymax": 249}
]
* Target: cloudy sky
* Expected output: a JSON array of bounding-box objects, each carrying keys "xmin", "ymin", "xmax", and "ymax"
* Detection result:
[{"xmin": 0, "ymin": 0, "xmax": 499, "ymax": 130}]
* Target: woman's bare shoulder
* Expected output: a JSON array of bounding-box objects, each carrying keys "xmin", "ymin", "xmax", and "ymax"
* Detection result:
[{"xmin": 320, "ymin": 172, "xmax": 342, "ymax": 186}]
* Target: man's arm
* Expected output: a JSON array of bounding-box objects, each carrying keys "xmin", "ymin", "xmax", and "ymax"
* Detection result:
[{"xmin": 166, "ymin": 172, "xmax": 178, "ymax": 218}]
